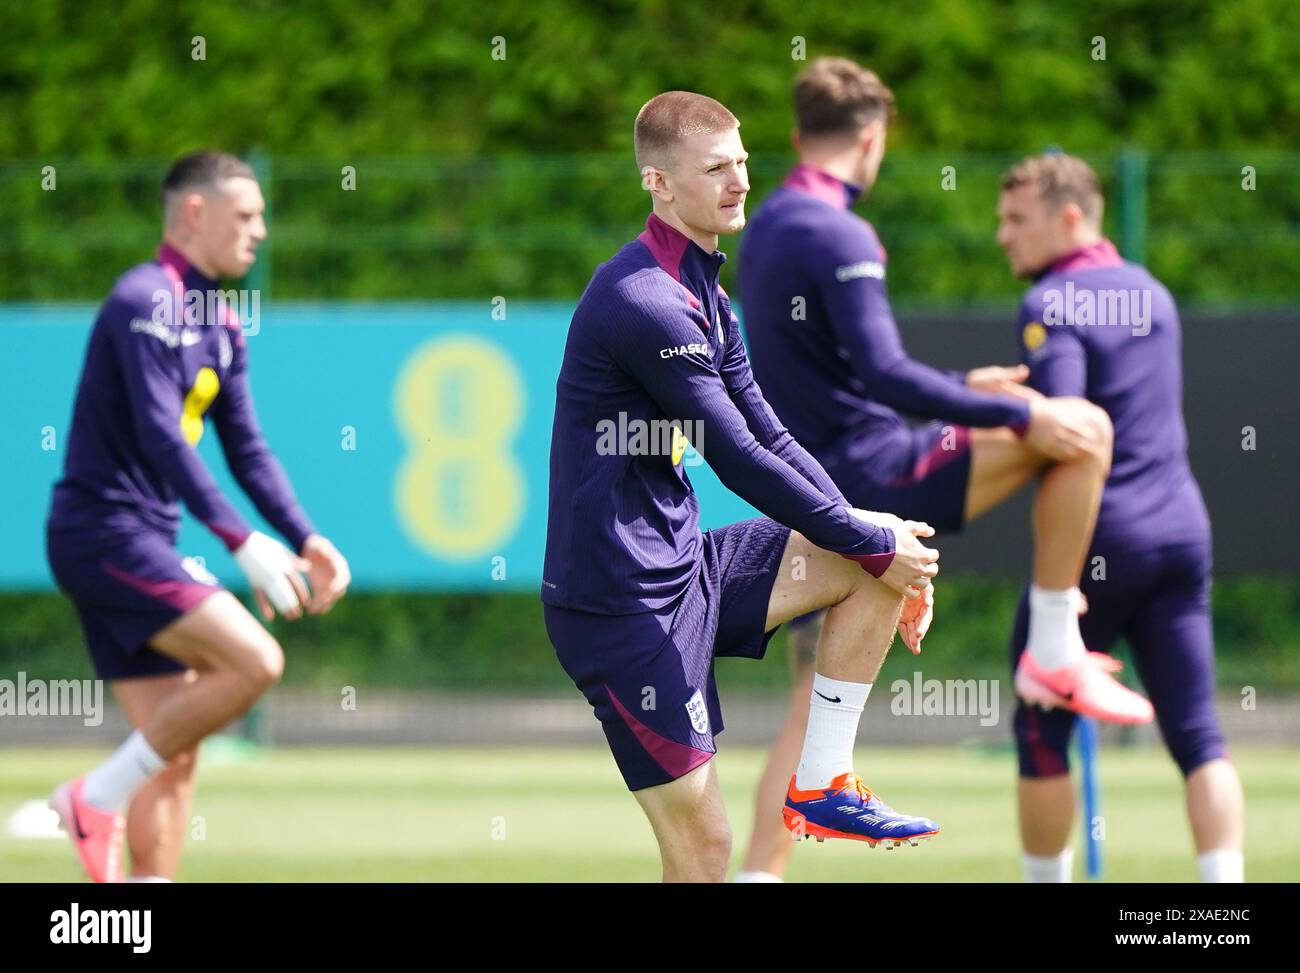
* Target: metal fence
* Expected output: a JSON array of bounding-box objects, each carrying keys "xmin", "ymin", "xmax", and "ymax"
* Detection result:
[{"xmin": 2, "ymin": 150, "xmax": 1298, "ymax": 305}]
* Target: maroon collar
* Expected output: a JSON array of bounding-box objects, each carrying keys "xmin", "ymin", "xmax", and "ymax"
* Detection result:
[
  {"xmin": 783, "ymin": 162, "xmax": 860, "ymax": 209},
  {"xmin": 157, "ymin": 241, "xmax": 222, "ymax": 287},
  {"xmin": 1050, "ymin": 238, "xmax": 1124, "ymax": 274},
  {"xmin": 157, "ymin": 241, "xmax": 192, "ymax": 279},
  {"xmin": 636, "ymin": 213, "xmax": 726, "ymax": 315},
  {"xmin": 637, "ymin": 213, "xmax": 694, "ymax": 281}
]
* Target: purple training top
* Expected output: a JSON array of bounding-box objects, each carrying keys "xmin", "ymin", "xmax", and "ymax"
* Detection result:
[
  {"xmin": 739, "ymin": 163, "xmax": 1031, "ymax": 465},
  {"xmin": 47, "ymin": 243, "xmax": 315, "ymax": 553},
  {"xmin": 542, "ymin": 213, "xmax": 895, "ymax": 614},
  {"xmin": 1017, "ymin": 239, "xmax": 1210, "ymax": 551}
]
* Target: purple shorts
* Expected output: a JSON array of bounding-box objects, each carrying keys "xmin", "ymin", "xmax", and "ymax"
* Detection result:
[
  {"xmin": 1012, "ymin": 538, "xmax": 1226, "ymax": 778},
  {"xmin": 824, "ymin": 421, "xmax": 973, "ymax": 533},
  {"xmin": 46, "ymin": 525, "xmax": 221, "ymax": 681},
  {"xmin": 544, "ymin": 517, "xmax": 791, "ymax": 791}
]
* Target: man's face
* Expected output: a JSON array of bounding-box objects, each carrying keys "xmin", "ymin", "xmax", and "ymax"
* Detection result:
[
  {"xmin": 654, "ymin": 127, "xmax": 750, "ymax": 241},
  {"xmin": 193, "ymin": 176, "xmax": 267, "ymax": 278},
  {"xmin": 996, "ymin": 184, "xmax": 1068, "ymax": 279}
]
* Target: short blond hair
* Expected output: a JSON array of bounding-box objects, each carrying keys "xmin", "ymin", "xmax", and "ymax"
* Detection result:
[
  {"xmin": 634, "ymin": 91, "xmax": 739, "ymax": 169},
  {"xmin": 794, "ymin": 57, "xmax": 895, "ymax": 139},
  {"xmin": 1002, "ymin": 153, "xmax": 1104, "ymax": 224}
]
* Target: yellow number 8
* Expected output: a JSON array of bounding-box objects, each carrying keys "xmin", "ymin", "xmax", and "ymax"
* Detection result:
[
  {"xmin": 181, "ymin": 367, "xmax": 220, "ymax": 445},
  {"xmin": 394, "ymin": 336, "xmax": 525, "ymax": 560}
]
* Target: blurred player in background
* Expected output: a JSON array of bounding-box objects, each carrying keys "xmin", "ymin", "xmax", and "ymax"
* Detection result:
[
  {"xmin": 737, "ymin": 58, "xmax": 1152, "ymax": 882},
  {"xmin": 45, "ymin": 151, "xmax": 351, "ymax": 882},
  {"xmin": 543, "ymin": 91, "xmax": 944, "ymax": 883},
  {"xmin": 997, "ymin": 152, "xmax": 1244, "ymax": 882}
]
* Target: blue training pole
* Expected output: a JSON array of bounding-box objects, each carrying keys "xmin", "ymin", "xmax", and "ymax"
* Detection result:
[{"xmin": 1077, "ymin": 716, "xmax": 1103, "ymax": 880}]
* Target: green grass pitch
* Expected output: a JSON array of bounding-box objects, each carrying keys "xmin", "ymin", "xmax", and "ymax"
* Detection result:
[{"xmin": 2, "ymin": 745, "xmax": 1294, "ymax": 882}]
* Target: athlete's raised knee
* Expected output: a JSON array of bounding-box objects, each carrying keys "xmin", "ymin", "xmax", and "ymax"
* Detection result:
[
  {"xmin": 228, "ymin": 630, "xmax": 284, "ymax": 697},
  {"xmin": 1077, "ymin": 399, "xmax": 1113, "ymax": 467},
  {"xmin": 1023, "ymin": 396, "xmax": 1114, "ymax": 469},
  {"xmin": 248, "ymin": 636, "xmax": 285, "ymax": 690},
  {"xmin": 1051, "ymin": 397, "xmax": 1112, "ymax": 468}
]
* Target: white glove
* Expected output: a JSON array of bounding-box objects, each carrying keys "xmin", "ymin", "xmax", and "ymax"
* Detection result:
[{"xmin": 234, "ymin": 530, "xmax": 306, "ymax": 617}]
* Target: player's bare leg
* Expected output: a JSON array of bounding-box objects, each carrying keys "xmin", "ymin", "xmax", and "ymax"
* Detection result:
[
  {"xmin": 962, "ymin": 427, "xmax": 1048, "ymax": 519},
  {"xmin": 963, "ymin": 403, "xmax": 1112, "ymax": 589},
  {"xmin": 142, "ymin": 592, "xmax": 283, "ymax": 753},
  {"xmin": 1018, "ymin": 758, "xmax": 1246, "ymax": 882},
  {"xmin": 641, "ymin": 531, "xmax": 924, "ymax": 881},
  {"xmin": 742, "ymin": 413, "xmax": 1107, "ymax": 876},
  {"xmin": 113, "ymin": 671, "xmax": 201, "ymax": 881},
  {"xmin": 971, "ymin": 402, "xmax": 1152, "ymax": 722},
  {"xmin": 768, "ymin": 531, "xmax": 941, "ymax": 848},
  {"xmin": 1186, "ymin": 758, "xmax": 1245, "ymax": 881},
  {"xmin": 741, "ymin": 531, "xmax": 939, "ymax": 872},
  {"xmin": 51, "ymin": 592, "xmax": 282, "ymax": 882},
  {"xmin": 765, "ymin": 531, "xmax": 904, "ymax": 666},
  {"xmin": 1024, "ymin": 403, "xmax": 1111, "ymax": 591},
  {"xmin": 1018, "ymin": 775, "xmax": 1076, "ymax": 855},
  {"xmin": 633, "ymin": 759, "xmax": 732, "ymax": 883},
  {"xmin": 1017, "ymin": 774, "xmax": 1076, "ymax": 881}
]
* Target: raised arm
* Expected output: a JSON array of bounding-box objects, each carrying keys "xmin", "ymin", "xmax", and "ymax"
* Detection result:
[
  {"xmin": 211, "ymin": 324, "xmax": 350, "ymax": 615},
  {"xmin": 1017, "ymin": 300, "xmax": 1088, "ymax": 398},
  {"xmin": 605, "ymin": 290, "xmax": 895, "ymax": 576},
  {"xmin": 209, "ymin": 326, "xmax": 316, "ymax": 553},
  {"xmin": 816, "ymin": 228, "xmax": 1032, "ymax": 430},
  {"xmin": 715, "ymin": 293, "xmax": 851, "ymax": 507}
]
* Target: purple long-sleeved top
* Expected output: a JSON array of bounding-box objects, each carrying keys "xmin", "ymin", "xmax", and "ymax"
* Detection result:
[
  {"xmin": 739, "ymin": 163, "xmax": 1030, "ymax": 468},
  {"xmin": 47, "ymin": 243, "xmax": 315, "ymax": 552},
  {"xmin": 1018, "ymin": 239, "xmax": 1210, "ymax": 552},
  {"xmin": 542, "ymin": 213, "xmax": 895, "ymax": 614}
]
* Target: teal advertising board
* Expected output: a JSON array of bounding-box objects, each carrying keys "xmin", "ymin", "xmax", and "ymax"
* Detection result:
[{"xmin": 0, "ymin": 304, "xmax": 756, "ymax": 590}]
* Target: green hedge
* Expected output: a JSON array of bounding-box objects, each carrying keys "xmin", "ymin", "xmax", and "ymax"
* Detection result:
[
  {"xmin": 3, "ymin": 578, "xmax": 1297, "ymax": 692},
  {"xmin": 8, "ymin": 1, "xmax": 1298, "ymax": 158},
  {"xmin": 2, "ymin": 1, "xmax": 1299, "ymax": 304}
]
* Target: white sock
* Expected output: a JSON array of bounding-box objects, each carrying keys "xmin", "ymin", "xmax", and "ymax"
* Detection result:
[
  {"xmin": 127, "ymin": 876, "xmax": 174, "ymax": 883},
  {"xmin": 1022, "ymin": 848, "xmax": 1074, "ymax": 882},
  {"xmin": 1027, "ymin": 586, "xmax": 1087, "ymax": 669},
  {"xmin": 794, "ymin": 674, "xmax": 870, "ymax": 790},
  {"xmin": 82, "ymin": 730, "xmax": 165, "ymax": 812},
  {"xmin": 733, "ymin": 870, "xmax": 783, "ymax": 883},
  {"xmin": 1197, "ymin": 848, "xmax": 1244, "ymax": 883}
]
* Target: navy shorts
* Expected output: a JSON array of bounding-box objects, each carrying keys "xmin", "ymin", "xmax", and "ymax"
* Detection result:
[
  {"xmin": 544, "ymin": 516, "xmax": 792, "ymax": 791},
  {"xmin": 824, "ymin": 422, "xmax": 973, "ymax": 534},
  {"xmin": 1012, "ymin": 539, "xmax": 1226, "ymax": 778},
  {"xmin": 47, "ymin": 525, "xmax": 221, "ymax": 681}
]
